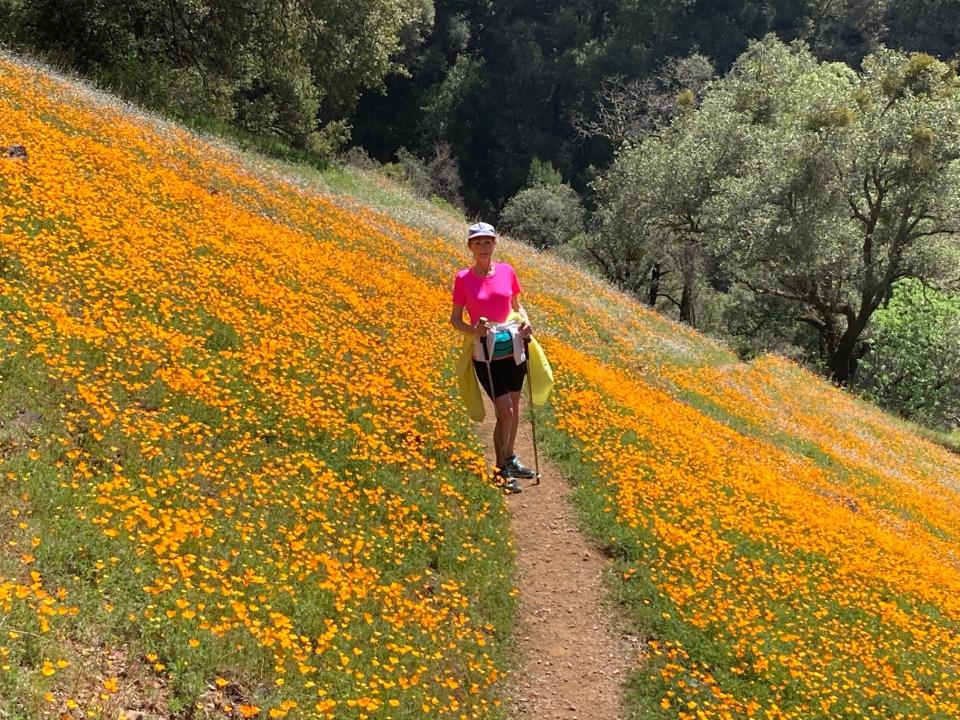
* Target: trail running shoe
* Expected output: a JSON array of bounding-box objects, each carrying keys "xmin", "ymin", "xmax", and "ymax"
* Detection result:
[
  {"xmin": 501, "ymin": 477, "xmax": 523, "ymax": 494},
  {"xmin": 504, "ymin": 455, "xmax": 535, "ymax": 479},
  {"xmin": 491, "ymin": 467, "xmax": 522, "ymax": 494}
]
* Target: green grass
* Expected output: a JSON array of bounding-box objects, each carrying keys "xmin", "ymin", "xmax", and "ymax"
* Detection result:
[
  {"xmin": 0, "ymin": 323, "xmax": 517, "ymax": 717},
  {"xmin": 533, "ymin": 387, "xmax": 960, "ymax": 719},
  {"xmin": 183, "ymin": 114, "xmax": 333, "ymax": 169},
  {"xmin": 918, "ymin": 426, "xmax": 960, "ymax": 454}
]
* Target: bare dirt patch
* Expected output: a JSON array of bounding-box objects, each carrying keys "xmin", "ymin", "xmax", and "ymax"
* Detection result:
[{"xmin": 36, "ymin": 641, "xmax": 169, "ymax": 720}]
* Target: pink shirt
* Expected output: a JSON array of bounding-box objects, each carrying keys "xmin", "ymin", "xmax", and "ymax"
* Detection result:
[{"xmin": 452, "ymin": 263, "xmax": 522, "ymax": 324}]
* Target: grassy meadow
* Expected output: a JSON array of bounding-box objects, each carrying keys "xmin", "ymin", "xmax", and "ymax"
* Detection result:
[{"xmin": 1, "ymin": 52, "xmax": 960, "ymax": 720}]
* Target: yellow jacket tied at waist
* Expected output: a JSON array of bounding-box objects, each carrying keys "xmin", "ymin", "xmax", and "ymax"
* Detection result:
[{"xmin": 456, "ymin": 311, "xmax": 554, "ymax": 421}]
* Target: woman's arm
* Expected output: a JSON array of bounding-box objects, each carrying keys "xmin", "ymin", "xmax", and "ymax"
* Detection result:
[
  {"xmin": 512, "ymin": 295, "xmax": 534, "ymax": 337},
  {"xmin": 450, "ymin": 303, "xmax": 485, "ymax": 336}
]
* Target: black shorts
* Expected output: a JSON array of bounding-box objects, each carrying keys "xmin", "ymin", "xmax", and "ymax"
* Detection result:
[{"xmin": 474, "ymin": 357, "xmax": 528, "ymax": 400}]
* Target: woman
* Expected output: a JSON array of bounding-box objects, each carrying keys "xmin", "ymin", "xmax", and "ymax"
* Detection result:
[{"xmin": 450, "ymin": 222, "xmax": 536, "ymax": 493}]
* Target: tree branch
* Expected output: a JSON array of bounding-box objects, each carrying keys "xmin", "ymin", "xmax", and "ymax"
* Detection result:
[
  {"xmin": 661, "ymin": 293, "xmax": 682, "ymax": 310},
  {"xmin": 848, "ymin": 198, "xmax": 869, "ymax": 225},
  {"xmin": 796, "ymin": 312, "xmax": 827, "ymax": 331},
  {"xmin": 586, "ymin": 245, "xmax": 617, "ymax": 281}
]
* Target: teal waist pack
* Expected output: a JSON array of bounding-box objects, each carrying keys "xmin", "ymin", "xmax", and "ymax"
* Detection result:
[{"xmin": 491, "ymin": 330, "xmax": 513, "ymax": 359}]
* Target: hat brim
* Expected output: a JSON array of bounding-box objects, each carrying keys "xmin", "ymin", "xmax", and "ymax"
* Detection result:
[{"xmin": 467, "ymin": 232, "xmax": 496, "ymax": 240}]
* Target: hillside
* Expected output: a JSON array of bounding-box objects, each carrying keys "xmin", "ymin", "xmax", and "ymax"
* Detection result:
[{"xmin": 2, "ymin": 52, "xmax": 960, "ymax": 720}]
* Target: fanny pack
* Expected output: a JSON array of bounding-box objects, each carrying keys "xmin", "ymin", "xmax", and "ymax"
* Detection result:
[
  {"xmin": 491, "ymin": 330, "xmax": 513, "ymax": 359},
  {"xmin": 473, "ymin": 320, "xmax": 527, "ymax": 365}
]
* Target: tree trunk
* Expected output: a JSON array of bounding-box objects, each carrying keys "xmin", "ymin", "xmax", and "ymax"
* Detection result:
[
  {"xmin": 678, "ymin": 243, "xmax": 697, "ymax": 326},
  {"xmin": 680, "ymin": 276, "xmax": 695, "ymax": 326},
  {"xmin": 828, "ymin": 280, "xmax": 889, "ymax": 384},
  {"xmin": 648, "ymin": 262, "xmax": 662, "ymax": 307},
  {"xmin": 828, "ymin": 325, "xmax": 862, "ymax": 385}
]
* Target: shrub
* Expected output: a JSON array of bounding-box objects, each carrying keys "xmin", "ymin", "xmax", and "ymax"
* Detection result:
[
  {"xmin": 393, "ymin": 144, "xmax": 464, "ymax": 208},
  {"xmin": 395, "ymin": 147, "xmax": 434, "ymax": 197},
  {"xmin": 339, "ymin": 145, "xmax": 380, "ymax": 171},
  {"xmin": 857, "ymin": 279, "xmax": 960, "ymax": 430},
  {"xmin": 423, "ymin": 142, "xmax": 463, "ymax": 209},
  {"xmin": 499, "ymin": 183, "xmax": 585, "ymax": 249}
]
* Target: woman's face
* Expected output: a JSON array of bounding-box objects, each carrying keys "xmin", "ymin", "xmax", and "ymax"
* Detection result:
[{"xmin": 469, "ymin": 235, "xmax": 496, "ymax": 263}]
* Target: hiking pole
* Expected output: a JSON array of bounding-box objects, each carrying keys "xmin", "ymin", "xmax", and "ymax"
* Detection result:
[
  {"xmin": 524, "ymin": 338, "xmax": 541, "ymax": 486},
  {"xmin": 478, "ymin": 318, "xmax": 505, "ymax": 479}
]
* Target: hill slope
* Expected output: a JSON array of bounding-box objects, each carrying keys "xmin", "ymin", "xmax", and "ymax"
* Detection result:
[
  {"xmin": 0, "ymin": 56, "xmax": 514, "ymax": 720},
  {"xmin": 2, "ymin": 53, "xmax": 960, "ymax": 720}
]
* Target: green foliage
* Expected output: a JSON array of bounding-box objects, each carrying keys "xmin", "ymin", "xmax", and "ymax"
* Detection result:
[
  {"xmin": 526, "ymin": 157, "xmax": 563, "ymax": 187},
  {"xmin": 858, "ymin": 280, "xmax": 960, "ymax": 430},
  {"xmin": 803, "ymin": 105, "xmax": 856, "ymax": 131},
  {"xmin": 9, "ymin": 0, "xmax": 960, "ymax": 219},
  {"xmin": 593, "ymin": 36, "xmax": 960, "ymax": 384},
  {"xmin": 391, "ymin": 143, "xmax": 464, "ymax": 208},
  {"xmin": 588, "ymin": 83, "xmax": 748, "ymax": 325},
  {"xmin": 305, "ymin": 120, "xmax": 353, "ymax": 163},
  {"xmin": 182, "ymin": 113, "xmax": 337, "ymax": 168},
  {"xmin": 882, "ymin": 51, "xmax": 955, "ymax": 99},
  {"xmin": 353, "ymin": 0, "xmax": 796, "ymax": 213},
  {"xmin": 676, "ymin": 88, "xmax": 696, "ymax": 108},
  {"xmin": 0, "ymin": 0, "xmax": 433, "ymax": 153},
  {"xmin": 395, "ymin": 147, "xmax": 435, "ymax": 196},
  {"xmin": 887, "ymin": 0, "xmax": 960, "ymax": 59},
  {"xmin": 801, "ymin": 0, "xmax": 889, "ymax": 65},
  {"xmin": 500, "ymin": 183, "xmax": 585, "ymax": 250}
]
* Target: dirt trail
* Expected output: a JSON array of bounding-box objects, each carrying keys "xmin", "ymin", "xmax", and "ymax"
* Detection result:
[{"xmin": 478, "ymin": 407, "xmax": 635, "ymax": 720}]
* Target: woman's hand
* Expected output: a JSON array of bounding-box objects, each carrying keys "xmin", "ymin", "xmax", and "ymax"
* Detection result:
[
  {"xmin": 520, "ymin": 321, "xmax": 534, "ymax": 339},
  {"xmin": 473, "ymin": 320, "xmax": 489, "ymax": 337}
]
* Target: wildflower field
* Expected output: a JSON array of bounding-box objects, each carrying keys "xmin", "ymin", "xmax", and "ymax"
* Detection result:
[
  {"xmin": 0, "ymin": 55, "xmax": 514, "ymax": 719},
  {"xmin": 2, "ymin": 53, "xmax": 960, "ymax": 720}
]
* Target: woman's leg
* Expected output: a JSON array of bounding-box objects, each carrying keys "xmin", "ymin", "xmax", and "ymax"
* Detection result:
[
  {"xmin": 474, "ymin": 359, "xmax": 525, "ymax": 472},
  {"xmin": 504, "ymin": 360, "xmax": 527, "ymax": 461},
  {"xmin": 493, "ymin": 393, "xmax": 515, "ymax": 468}
]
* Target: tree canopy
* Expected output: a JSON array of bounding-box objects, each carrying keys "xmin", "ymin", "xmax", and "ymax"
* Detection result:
[
  {"xmin": 1, "ymin": 0, "xmax": 433, "ymax": 152},
  {"xmin": 593, "ymin": 37, "xmax": 960, "ymax": 382}
]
